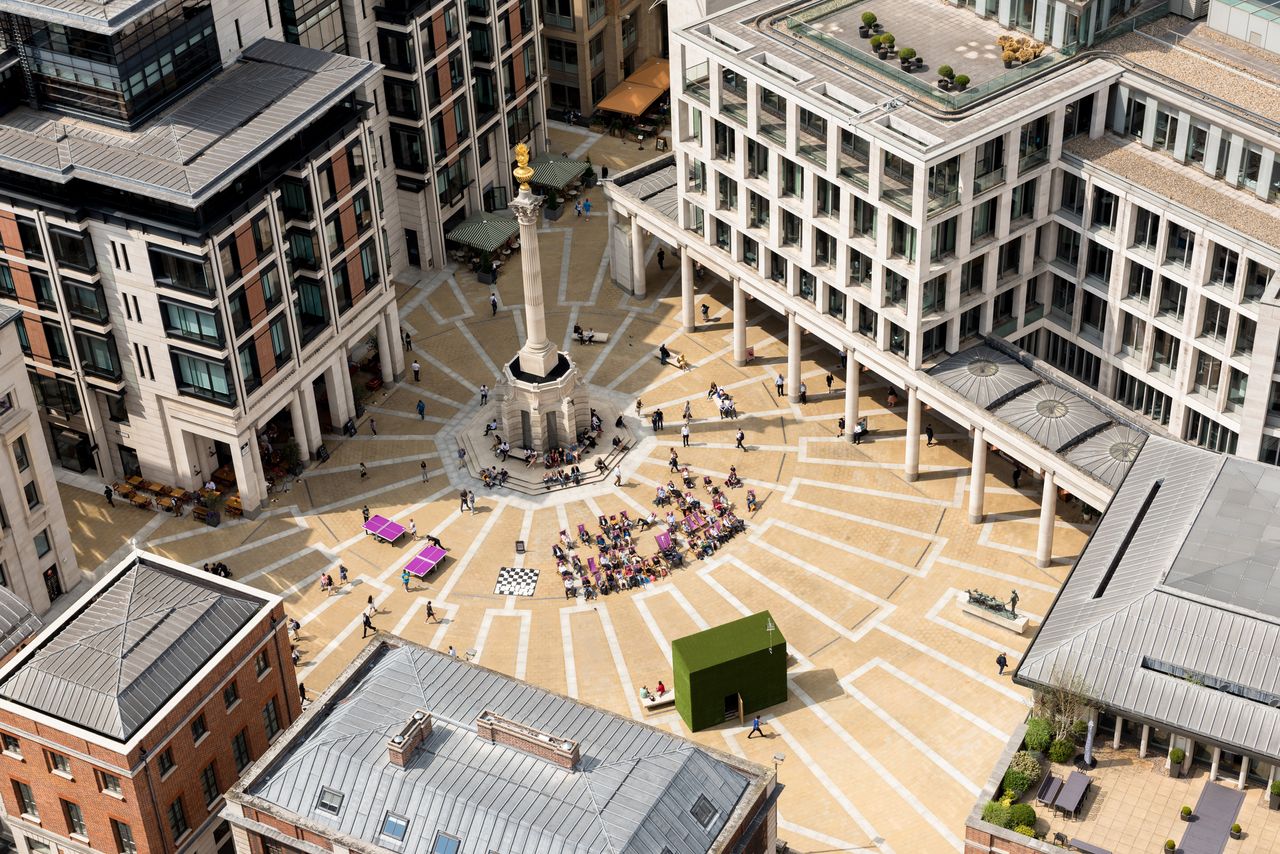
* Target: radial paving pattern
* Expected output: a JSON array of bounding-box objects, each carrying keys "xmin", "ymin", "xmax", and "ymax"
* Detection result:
[{"xmin": 57, "ymin": 126, "xmax": 1094, "ymax": 853}]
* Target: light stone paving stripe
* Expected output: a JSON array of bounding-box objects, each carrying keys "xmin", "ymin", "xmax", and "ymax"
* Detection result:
[
  {"xmin": 842, "ymin": 659, "xmax": 1007, "ymax": 740},
  {"xmin": 582, "ymin": 312, "xmax": 636, "ymax": 383},
  {"xmin": 320, "ymin": 459, "xmax": 442, "ymax": 477},
  {"xmin": 331, "ymin": 484, "xmax": 455, "ymax": 552},
  {"xmin": 631, "ymin": 593, "xmax": 673, "ymax": 666},
  {"xmin": 768, "ymin": 714, "xmax": 895, "ymax": 854},
  {"xmin": 309, "ymin": 475, "xmax": 425, "ymax": 515},
  {"xmin": 875, "ymin": 623, "xmax": 1031, "ymax": 706},
  {"xmin": 724, "ymin": 556, "xmax": 891, "ymax": 644},
  {"xmin": 297, "ymin": 575, "xmax": 394, "ymax": 670},
  {"xmin": 472, "ymin": 608, "xmax": 532, "ymax": 676},
  {"xmin": 559, "ymin": 604, "xmax": 594, "ymax": 699},
  {"xmin": 434, "ymin": 502, "xmax": 507, "ymax": 601},
  {"xmin": 596, "ymin": 605, "xmax": 643, "ymax": 719},
  {"xmin": 604, "ymin": 326, "xmax": 694, "ymax": 392},
  {"xmin": 427, "ymin": 602, "xmax": 461, "ymax": 649},
  {"xmin": 934, "ymin": 556, "xmax": 1060, "ymax": 593},
  {"xmin": 445, "ymin": 274, "xmax": 474, "ymax": 320},
  {"xmin": 748, "ymin": 539, "xmax": 896, "ymax": 612},
  {"xmin": 240, "ymin": 542, "xmax": 336, "ymax": 585},
  {"xmin": 200, "ymin": 521, "xmax": 310, "ymax": 565},
  {"xmin": 789, "ymin": 476, "xmax": 955, "ymax": 508},
  {"xmin": 561, "ymin": 304, "xmax": 580, "ymax": 352},
  {"xmin": 276, "ymin": 557, "xmax": 343, "ymax": 600},
  {"xmin": 755, "ymin": 518, "xmax": 933, "ymax": 578},
  {"xmin": 416, "ymin": 348, "xmax": 472, "ymax": 391},
  {"xmin": 556, "ymin": 230, "xmax": 574, "ymax": 305},
  {"xmin": 363, "ymin": 404, "xmax": 451, "ymax": 425},
  {"xmin": 790, "ymin": 679, "xmax": 965, "ymax": 850},
  {"xmin": 586, "ymin": 243, "xmax": 611, "ymax": 305},
  {"xmin": 783, "ymin": 485, "xmax": 948, "ymax": 543}
]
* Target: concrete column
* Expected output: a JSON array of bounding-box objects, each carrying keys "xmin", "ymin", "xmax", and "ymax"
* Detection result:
[
  {"xmin": 1113, "ymin": 716, "xmax": 1124, "ymax": 749},
  {"xmin": 969, "ymin": 427, "xmax": 987, "ymax": 523},
  {"xmin": 326, "ymin": 357, "xmax": 350, "ymax": 427},
  {"xmin": 1139, "ymin": 724, "xmax": 1150, "ymax": 758},
  {"xmin": 376, "ymin": 315, "xmax": 394, "ymax": 386},
  {"xmin": 732, "ymin": 278, "xmax": 747, "ymax": 365},
  {"xmin": 299, "ymin": 380, "xmax": 323, "ymax": 453},
  {"xmin": 1211, "ymin": 746, "xmax": 1221, "ymax": 781},
  {"xmin": 1182, "ymin": 739, "xmax": 1196, "ymax": 774},
  {"xmin": 631, "ymin": 216, "xmax": 647, "ymax": 299},
  {"xmin": 1037, "ymin": 471, "xmax": 1057, "ymax": 569},
  {"xmin": 681, "ymin": 251, "xmax": 696, "ymax": 332},
  {"xmin": 786, "ymin": 312, "xmax": 801, "ymax": 403},
  {"xmin": 386, "ymin": 301, "xmax": 405, "ymax": 377},
  {"xmin": 1239, "ymin": 756, "xmax": 1249, "ymax": 790},
  {"xmin": 232, "ymin": 431, "xmax": 265, "ymax": 513},
  {"xmin": 289, "ymin": 392, "xmax": 312, "ymax": 461},
  {"xmin": 844, "ymin": 351, "xmax": 859, "ymax": 443},
  {"xmin": 904, "ymin": 386, "xmax": 920, "ymax": 482}
]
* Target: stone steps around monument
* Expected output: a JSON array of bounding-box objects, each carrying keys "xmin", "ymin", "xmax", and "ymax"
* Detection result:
[{"xmin": 456, "ymin": 423, "xmax": 635, "ymax": 497}]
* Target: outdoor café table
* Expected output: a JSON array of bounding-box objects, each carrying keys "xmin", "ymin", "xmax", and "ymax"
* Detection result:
[
  {"xmin": 364, "ymin": 514, "xmax": 407, "ymax": 544},
  {"xmin": 405, "ymin": 544, "xmax": 447, "ymax": 577},
  {"xmin": 127, "ymin": 475, "xmax": 144, "ymax": 488},
  {"xmin": 1053, "ymin": 770, "xmax": 1091, "ymax": 818},
  {"xmin": 141, "ymin": 479, "xmax": 166, "ymax": 494},
  {"xmin": 130, "ymin": 493, "xmax": 152, "ymax": 509},
  {"xmin": 166, "ymin": 486, "xmax": 187, "ymax": 500}
]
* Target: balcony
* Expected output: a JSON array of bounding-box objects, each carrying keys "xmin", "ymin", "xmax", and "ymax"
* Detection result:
[
  {"xmin": 927, "ymin": 189, "xmax": 959, "ymax": 216},
  {"xmin": 684, "ymin": 63, "xmax": 710, "ymax": 105},
  {"xmin": 973, "ymin": 166, "xmax": 1005, "ymax": 195},
  {"xmin": 881, "ymin": 169, "xmax": 913, "ymax": 214},
  {"xmin": 1018, "ymin": 145, "xmax": 1048, "ymax": 173}
]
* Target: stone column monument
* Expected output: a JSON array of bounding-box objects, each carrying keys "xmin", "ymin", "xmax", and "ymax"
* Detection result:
[{"xmin": 496, "ymin": 144, "xmax": 590, "ymax": 450}]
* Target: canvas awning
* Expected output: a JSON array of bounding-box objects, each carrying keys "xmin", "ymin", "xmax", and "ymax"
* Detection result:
[
  {"xmin": 596, "ymin": 81, "xmax": 665, "ymax": 117},
  {"xmin": 528, "ymin": 154, "xmax": 590, "ymax": 190},
  {"xmin": 627, "ymin": 57, "xmax": 670, "ymax": 90},
  {"xmin": 445, "ymin": 212, "xmax": 518, "ymax": 253}
]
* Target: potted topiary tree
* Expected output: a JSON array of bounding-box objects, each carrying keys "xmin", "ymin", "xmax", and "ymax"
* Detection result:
[
  {"xmin": 859, "ymin": 11, "xmax": 876, "ymax": 37},
  {"xmin": 1180, "ymin": 805, "xmax": 1193, "ymax": 822},
  {"xmin": 1002, "ymin": 49, "xmax": 1016, "ymax": 68},
  {"xmin": 1017, "ymin": 47, "xmax": 1034, "ymax": 64},
  {"xmin": 476, "ymin": 250, "xmax": 497, "ymax": 284},
  {"xmin": 1169, "ymin": 747, "xmax": 1186, "ymax": 778},
  {"xmin": 869, "ymin": 34, "xmax": 883, "ymax": 53},
  {"xmin": 898, "ymin": 48, "xmax": 916, "ymax": 69},
  {"xmin": 881, "ymin": 33, "xmax": 895, "ymax": 55},
  {"xmin": 1163, "ymin": 841, "xmax": 1175, "ymax": 852},
  {"xmin": 953, "ymin": 74, "xmax": 970, "ymax": 90},
  {"xmin": 1230, "ymin": 823, "xmax": 1243, "ymax": 840},
  {"xmin": 937, "ymin": 64, "xmax": 954, "ymax": 90},
  {"xmin": 1271, "ymin": 780, "xmax": 1280, "ymax": 809}
]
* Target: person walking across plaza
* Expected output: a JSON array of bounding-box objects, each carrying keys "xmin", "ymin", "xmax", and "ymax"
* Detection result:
[
  {"xmin": 103, "ymin": 484, "xmax": 114, "ymax": 507},
  {"xmin": 362, "ymin": 505, "xmax": 370, "ymax": 524},
  {"xmin": 748, "ymin": 715, "xmax": 764, "ymax": 738},
  {"xmin": 457, "ymin": 446, "xmax": 467, "ymax": 468},
  {"xmin": 736, "ymin": 429, "xmax": 747, "ymax": 451},
  {"xmin": 369, "ymin": 418, "xmax": 377, "ymax": 436},
  {"xmin": 412, "ymin": 360, "xmax": 421, "ymax": 382},
  {"xmin": 359, "ymin": 462, "xmax": 368, "ymax": 479},
  {"xmin": 582, "ymin": 198, "xmax": 592, "ymax": 219},
  {"xmin": 775, "ymin": 373, "xmax": 784, "ymax": 397},
  {"xmin": 490, "ymin": 292, "xmax": 499, "ymax": 316},
  {"xmin": 657, "ymin": 247, "xmax": 666, "ymax": 270},
  {"xmin": 826, "ymin": 372, "xmax": 834, "ymax": 395},
  {"xmin": 681, "ymin": 423, "xmax": 690, "ymax": 447},
  {"xmin": 996, "ymin": 651, "xmax": 1009, "ymax": 676},
  {"xmin": 656, "ymin": 408, "xmax": 665, "ymax": 430},
  {"xmin": 683, "ymin": 400, "xmax": 692, "ymax": 420},
  {"xmin": 426, "ymin": 601, "xmax": 438, "ymax": 623},
  {"xmin": 361, "ymin": 611, "xmax": 375, "ymax": 638},
  {"xmin": 416, "ymin": 399, "xmax": 426, "ymax": 420},
  {"xmin": 459, "ymin": 489, "xmax": 469, "ymax": 512},
  {"xmin": 480, "ymin": 383, "xmax": 489, "ymax": 405},
  {"xmin": 409, "ymin": 519, "xmax": 418, "ymax": 540},
  {"xmin": 401, "ymin": 568, "xmax": 411, "ymax": 593},
  {"xmin": 925, "ymin": 424, "xmax": 936, "ymax": 446},
  {"xmin": 421, "ymin": 460, "xmax": 430, "ymax": 482},
  {"xmin": 467, "ymin": 491, "xmax": 477, "ymax": 514},
  {"xmin": 669, "ymin": 449, "xmax": 680, "ymax": 472},
  {"xmin": 403, "ymin": 331, "xmax": 412, "ymax": 351},
  {"xmin": 798, "ymin": 381, "xmax": 807, "ymax": 405}
]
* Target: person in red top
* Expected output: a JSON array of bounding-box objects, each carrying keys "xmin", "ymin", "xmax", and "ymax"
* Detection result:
[{"xmin": 656, "ymin": 680, "xmax": 667, "ymax": 696}]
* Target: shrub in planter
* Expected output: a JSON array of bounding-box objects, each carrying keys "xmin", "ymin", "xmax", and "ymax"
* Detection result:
[
  {"xmin": 1180, "ymin": 805, "xmax": 1192, "ymax": 821},
  {"xmin": 1002, "ymin": 49, "xmax": 1016, "ymax": 67},
  {"xmin": 898, "ymin": 47, "xmax": 916, "ymax": 65},
  {"xmin": 881, "ymin": 33, "xmax": 895, "ymax": 48},
  {"xmin": 953, "ymin": 74, "xmax": 970, "ymax": 89},
  {"xmin": 1230, "ymin": 823, "xmax": 1242, "ymax": 839},
  {"xmin": 981, "ymin": 801, "xmax": 1013, "ymax": 829},
  {"xmin": 937, "ymin": 78, "xmax": 952, "ymax": 91},
  {"xmin": 1048, "ymin": 738, "xmax": 1075, "ymax": 763},
  {"xmin": 1009, "ymin": 750, "xmax": 1041, "ymax": 781},
  {"xmin": 1017, "ymin": 47, "xmax": 1034, "ymax": 63},
  {"xmin": 1025, "ymin": 718, "xmax": 1053, "ymax": 753},
  {"xmin": 1003, "ymin": 769, "xmax": 1034, "ymax": 798},
  {"xmin": 1013, "ymin": 825, "xmax": 1035, "ymax": 838},
  {"xmin": 869, "ymin": 35, "xmax": 883, "ymax": 50},
  {"xmin": 1270, "ymin": 780, "xmax": 1280, "ymax": 809},
  {"xmin": 1170, "ymin": 747, "xmax": 1186, "ymax": 765},
  {"xmin": 938, "ymin": 64, "xmax": 954, "ymax": 80},
  {"xmin": 1009, "ymin": 803, "xmax": 1036, "ymax": 829},
  {"xmin": 861, "ymin": 11, "xmax": 877, "ymax": 27},
  {"xmin": 1164, "ymin": 841, "xmax": 1175, "ymax": 851}
]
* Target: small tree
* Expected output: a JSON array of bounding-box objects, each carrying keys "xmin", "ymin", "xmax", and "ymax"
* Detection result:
[
  {"xmin": 1010, "ymin": 803, "xmax": 1036, "ymax": 828},
  {"xmin": 1024, "ymin": 717, "xmax": 1053, "ymax": 752},
  {"xmin": 898, "ymin": 47, "xmax": 916, "ymax": 61},
  {"xmin": 861, "ymin": 11, "xmax": 877, "ymax": 27},
  {"xmin": 982, "ymin": 801, "xmax": 1013, "ymax": 829},
  {"xmin": 870, "ymin": 35, "xmax": 883, "ymax": 49},
  {"xmin": 1048, "ymin": 738, "xmax": 1075, "ymax": 763},
  {"xmin": 1033, "ymin": 668, "xmax": 1094, "ymax": 740},
  {"xmin": 954, "ymin": 74, "xmax": 970, "ymax": 88},
  {"xmin": 938, "ymin": 64, "xmax": 954, "ymax": 79},
  {"xmin": 881, "ymin": 33, "xmax": 895, "ymax": 47}
]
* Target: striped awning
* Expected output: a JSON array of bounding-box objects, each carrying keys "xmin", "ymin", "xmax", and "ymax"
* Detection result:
[
  {"xmin": 529, "ymin": 154, "xmax": 590, "ymax": 190},
  {"xmin": 445, "ymin": 212, "xmax": 518, "ymax": 253}
]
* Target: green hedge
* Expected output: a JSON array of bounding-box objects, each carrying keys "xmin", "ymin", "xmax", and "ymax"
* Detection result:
[
  {"xmin": 1010, "ymin": 803, "xmax": 1036, "ymax": 828},
  {"xmin": 1048, "ymin": 738, "xmax": 1076, "ymax": 763},
  {"xmin": 982, "ymin": 801, "xmax": 1013, "ymax": 829},
  {"xmin": 1024, "ymin": 718, "xmax": 1053, "ymax": 752}
]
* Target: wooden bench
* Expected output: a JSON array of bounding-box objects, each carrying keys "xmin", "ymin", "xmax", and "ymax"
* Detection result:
[
  {"xmin": 640, "ymin": 689, "xmax": 675, "ymax": 711},
  {"xmin": 1068, "ymin": 839, "xmax": 1111, "ymax": 854}
]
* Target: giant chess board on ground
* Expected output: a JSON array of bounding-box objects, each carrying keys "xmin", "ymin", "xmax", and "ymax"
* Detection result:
[{"xmin": 495, "ymin": 567, "xmax": 539, "ymax": 596}]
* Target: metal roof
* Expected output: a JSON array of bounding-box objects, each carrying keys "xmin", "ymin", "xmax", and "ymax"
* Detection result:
[
  {"xmin": 1061, "ymin": 424, "xmax": 1148, "ymax": 488},
  {"xmin": 993, "ymin": 382, "xmax": 1112, "ymax": 452},
  {"xmin": 928, "ymin": 347, "xmax": 1040, "ymax": 410},
  {"xmin": 0, "ymin": 555, "xmax": 266, "ymax": 740},
  {"xmin": 0, "ymin": 587, "xmax": 39, "ymax": 661},
  {"xmin": 0, "ymin": 39, "xmax": 377, "ymax": 206},
  {"xmin": 1017, "ymin": 437, "xmax": 1280, "ymax": 762},
  {"xmin": 0, "ymin": 0, "xmax": 164, "ymax": 33},
  {"xmin": 612, "ymin": 157, "xmax": 678, "ymax": 221},
  {"xmin": 241, "ymin": 643, "xmax": 760, "ymax": 854}
]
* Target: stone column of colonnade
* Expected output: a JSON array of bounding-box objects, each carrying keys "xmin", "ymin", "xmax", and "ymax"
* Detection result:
[
  {"xmin": 1037, "ymin": 470, "xmax": 1057, "ymax": 568},
  {"xmin": 969, "ymin": 427, "xmax": 987, "ymax": 523},
  {"xmin": 732, "ymin": 278, "xmax": 747, "ymax": 366},
  {"xmin": 844, "ymin": 351, "xmax": 859, "ymax": 443},
  {"xmin": 786, "ymin": 312, "xmax": 801, "ymax": 403},
  {"xmin": 630, "ymin": 216, "xmax": 647, "ymax": 299},
  {"xmin": 904, "ymin": 386, "xmax": 920, "ymax": 482},
  {"xmin": 681, "ymin": 251, "xmax": 696, "ymax": 332}
]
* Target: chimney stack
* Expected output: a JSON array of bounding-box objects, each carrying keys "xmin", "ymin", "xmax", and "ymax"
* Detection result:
[
  {"xmin": 475, "ymin": 711, "xmax": 579, "ymax": 769},
  {"xmin": 387, "ymin": 710, "xmax": 433, "ymax": 767}
]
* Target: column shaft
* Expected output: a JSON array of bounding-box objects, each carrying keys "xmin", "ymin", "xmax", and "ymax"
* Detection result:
[
  {"xmin": 844, "ymin": 352, "xmax": 860, "ymax": 444},
  {"xmin": 1239, "ymin": 757, "xmax": 1249, "ymax": 791},
  {"xmin": 376, "ymin": 315, "xmax": 394, "ymax": 386},
  {"xmin": 1113, "ymin": 716, "xmax": 1124, "ymax": 749},
  {"xmin": 1036, "ymin": 471, "xmax": 1057, "ymax": 569},
  {"xmin": 289, "ymin": 392, "xmax": 312, "ymax": 460},
  {"xmin": 386, "ymin": 301, "xmax": 405, "ymax": 377},
  {"xmin": 631, "ymin": 216, "xmax": 647, "ymax": 299},
  {"xmin": 786, "ymin": 312, "xmax": 801, "ymax": 403},
  {"xmin": 681, "ymin": 251, "xmax": 695, "ymax": 332},
  {"xmin": 969, "ymin": 427, "xmax": 987, "ymax": 523},
  {"xmin": 904, "ymin": 386, "xmax": 920, "ymax": 482},
  {"xmin": 299, "ymin": 380, "xmax": 323, "ymax": 454},
  {"xmin": 732, "ymin": 278, "xmax": 747, "ymax": 365}
]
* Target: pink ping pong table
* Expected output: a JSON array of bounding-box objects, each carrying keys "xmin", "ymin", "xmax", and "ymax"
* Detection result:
[
  {"xmin": 405, "ymin": 544, "xmax": 447, "ymax": 577},
  {"xmin": 363, "ymin": 514, "xmax": 406, "ymax": 544}
]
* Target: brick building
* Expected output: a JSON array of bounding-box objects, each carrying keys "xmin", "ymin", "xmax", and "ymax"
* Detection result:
[
  {"xmin": 225, "ymin": 636, "xmax": 779, "ymax": 854},
  {"xmin": 0, "ymin": 550, "xmax": 301, "ymax": 854}
]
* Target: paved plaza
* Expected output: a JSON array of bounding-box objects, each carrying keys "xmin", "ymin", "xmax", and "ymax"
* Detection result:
[{"xmin": 57, "ymin": 126, "xmax": 1091, "ymax": 853}]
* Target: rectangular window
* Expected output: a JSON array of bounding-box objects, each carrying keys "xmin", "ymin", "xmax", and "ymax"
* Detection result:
[
  {"xmin": 2, "ymin": 733, "xmax": 21, "ymax": 757},
  {"xmin": 1158, "ymin": 277, "xmax": 1187, "ymax": 320},
  {"xmin": 263, "ymin": 697, "xmax": 282, "ymax": 740},
  {"xmin": 172, "ymin": 351, "xmax": 235, "ymax": 406},
  {"xmin": 12, "ymin": 436, "xmax": 28, "ymax": 472},
  {"xmin": 255, "ymin": 650, "xmax": 270, "ymax": 677},
  {"xmin": 223, "ymin": 680, "xmax": 240, "ymax": 709},
  {"xmin": 157, "ymin": 747, "xmax": 175, "ymax": 776},
  {"xmin": 63, "ymin": 799, "xmax": 86, "ymax": 837},
  {"xmin": 431, "ymin": 833, "xmax": 462, "ymax": 854},
  {"xmin": 232, "ymin": 730, "xmax": 252, "ymax": 772},
  {"xmin": 200, "ymin": 763, "xmax": 219, "ymax": 807},
  {"xmin": 191, "ymin": 714, "xmax": 208, "ymax": 743},
  {"xmin": 98, "ymin": 770, "xmax": 122, "ymax": 796},
  {"xmin": 971, "ymin": 198, "xmax": 997, "ymax": 243},
  {"xmin": 112, "ymin": 820, "xmax": 137, "ymax": 854},
  {"xmin": 14, "ymin": 781, "xmax": 37, "ymax": 818},
  {"xmin": 167, "ymin": 798, "xmax": 189, "ymax": 841},
  {"xmin": 1200, "ymin": 300, "xmax": 1230, "ymax": 342},
  {"xmin": 382, "ymin": 813, "xmax": 410, "ymax": 841},
  {"xmin": 1165, "ymin": 222, "xmax": 1194, "ymax": 268},
  {"xmin": 1127, "ymin": 262, "xmax": 1153, "ymax": 303}
]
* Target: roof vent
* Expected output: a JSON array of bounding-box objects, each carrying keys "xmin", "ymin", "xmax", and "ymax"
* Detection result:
[
  {"xmin": 387, "ymin": 709, "xmax": 432, "ymax": 767},
  {"xmin": 475, "ymin": 711, "xmax": 580, "ymax": 769}
]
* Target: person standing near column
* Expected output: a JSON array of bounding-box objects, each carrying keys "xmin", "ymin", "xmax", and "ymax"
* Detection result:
[
  {"xmin": 775, "ymin": 374, "xmax": 785, "ymax": 397},
  {"xmin": 681, "ymin": 423, "xmax": 690, "ymax": 447},
  {"xmin": 412, "ymin": 360, "xmax": 421, "ymax": 381},
  {"xmin": 480, "ymin": 384, "xmax": 489, "ymax": 405}
]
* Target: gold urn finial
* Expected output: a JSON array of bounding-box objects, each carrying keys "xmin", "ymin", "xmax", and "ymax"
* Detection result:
[{"xmin": 513, "ymin": 143, "xmax": 534, "ymax": 192}]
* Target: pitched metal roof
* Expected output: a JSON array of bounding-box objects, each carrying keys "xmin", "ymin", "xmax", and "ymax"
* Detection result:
[
  {"xmin": 242, "ymin": 643, "xmax": 759, "ymax": 854},
  {"xmin": 0, "ymin": 0, "xmax": 164, "ymax": 33},
  {"xmin": 0, "ymin": 587, "xmax": 39, "ymax": 661},
  {"xmin": 0, "ymin": 39, "xmax": 377, "ymax": 205},
  {"xmin": 993, "ymin": 382, "xmax": 1112, "ymax": 452},
  {"xmin": 1062, "ymin": 424, "xmax": 1148, "ymax": 488},
  {"xmin": 1017, "ymin": 437, "xmax": 1280, "ymax": 761},
  {"xmin": 928, "ymin": 347, "xmax": 1040, "ymax": 410},
  {"xmin": 611, "ymin": 156, "xmax": 678, "ymax": 221},
  {"xmin": 0, "ymin": 554, "xmax": 266, "ymax": 741}
]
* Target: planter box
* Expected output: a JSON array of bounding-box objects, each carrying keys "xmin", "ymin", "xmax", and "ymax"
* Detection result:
[
  {"xmin": 1270, "ymin": 792, "xmax": 1280, "ymax": 809},
  {"xmin": 545, "ymin": 206, "xmax": 564, "ymax": 222},
  {"xmin": 961, "ymin": 599, "xmax": 1029, "ymax": 634},
  {"xmin": 477, "ymin": 270, "xmax": 496, "ymax": 285}
]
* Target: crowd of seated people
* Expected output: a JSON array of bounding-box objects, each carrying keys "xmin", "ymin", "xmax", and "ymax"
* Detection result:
[
  {"xmin": 480, "ymin": 467, "xmax": 510, "ymax": 488},
  {"xmin": 556, "ymin": 509, "xmax": 690, "ymax": 599}
]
